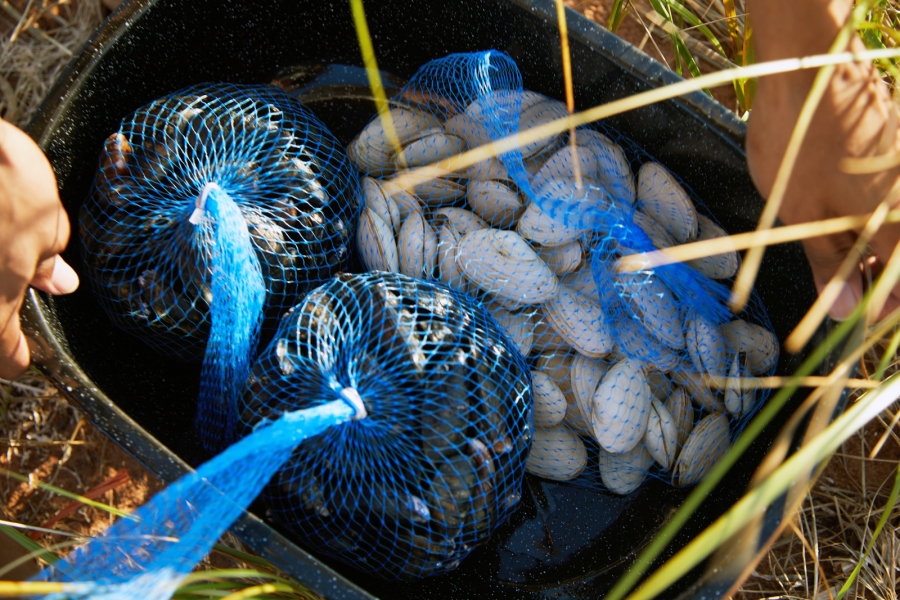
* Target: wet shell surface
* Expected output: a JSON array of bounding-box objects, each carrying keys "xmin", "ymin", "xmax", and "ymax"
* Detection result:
[
  {"xmin": 599, "ymin": 444, "xmax": 653, "ymax": 495},
  {"xmin": 591, "ymin": 358, "xmax": 652, "ymax": 454},
  {"xmin": 456, "ymin": 228, "xmax": 558, "ymax": 305},
  {"xmin": 531, "ymin": 370, "xmax": 568, "ymax": 427},
  {"xmin": 645, "ymin": 399, "xmax": 679, "ymax": 469},
  {"xmin": 674, "ymin": 412, "xmax": 730, "ymax": 487},
  {"xmin": 637, "ymin": 162, "xmax": 698, "ymax": 244},
  {"xmin": 526, "ymin": 423, "xmax": 588, "ymax": 481}
]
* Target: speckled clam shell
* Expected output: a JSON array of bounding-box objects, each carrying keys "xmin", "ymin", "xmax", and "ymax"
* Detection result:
[
  {"xmin": 531, "ymin": 370, "xmax": 568, "ymax": 427},
  {"xmin": 591, "ymin": 358, "xmax": 652, "ymax": 454},
  {"xmin": 599, "ymin": 444, "xmax": 653, "ymax": 495},
  {"xmin": 637, "ymin": 162, "xmax": 698, "ymax": 244},
  {"xmin": 349, "ymin": 107, "xmax": 442, "ymax": 176},
  {"xmin": 674, "ymin": 412, "xmax": 730, "ymax": 487},
  {"xmin": 357, "ymin": 207, "xmax": 399, "ymax": 273},
  {"xmin": 688, "ymin": 214, "xmax": 739, "ymax": 279},
  {"xmin": 398, "ymin": 211, "xmax": 437, "ymax": 279},
  {"xmin": 466, "ymin": 179, "xmax": 525, "ymax": 229},
  {"xmin": 526, "ymin": 423, "xmax": 588, "ymax": 481},
  {"xmin": 456, "ymin": 228, "xmax": 558, "ymax": 305},
  {"xmin": 542, "ymin": 283, "xmax": 613, "ymax": 359}
]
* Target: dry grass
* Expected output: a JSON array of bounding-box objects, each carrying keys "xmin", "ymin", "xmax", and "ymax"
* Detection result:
[{"xmin": 0, "ymin": 1, "xmax": 899, "ymax": 599}]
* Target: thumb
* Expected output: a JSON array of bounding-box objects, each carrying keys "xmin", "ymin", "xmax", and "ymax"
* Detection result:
[
  {"xmin": 803, "ymin": 234, "xmax": 863, "ymax": 322},
  {"xmin": 30, "ymin": 255, "xmax": 79, "ymax": 295}
]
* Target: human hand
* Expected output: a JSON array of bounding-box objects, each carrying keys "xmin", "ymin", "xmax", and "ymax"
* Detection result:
[
  {"xmin": 746, "ymin": 0, "xmax": 900, "ymax": 321},
  {"xmin": 0, "ymin": 119, "xmax": 78, "ymax": 379}
]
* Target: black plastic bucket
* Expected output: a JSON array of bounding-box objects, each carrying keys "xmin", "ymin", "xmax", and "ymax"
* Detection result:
[{"xmin": 21, "ymin": 1, "xmax": 834, "ymax": 598}]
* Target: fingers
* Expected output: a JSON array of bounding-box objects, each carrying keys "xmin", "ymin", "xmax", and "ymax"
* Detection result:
[
  {"xmin": 0, "ymin": 302, "xmax": 29, "ymax": 380},
  {"xmin": 30, "ymin": 255, "xmax": 79, "ymax": 295}
]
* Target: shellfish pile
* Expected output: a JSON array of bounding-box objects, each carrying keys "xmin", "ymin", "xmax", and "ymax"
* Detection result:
[{"xmin": 348, "ymin": 91, "xmax": 779, "ymax": 494}]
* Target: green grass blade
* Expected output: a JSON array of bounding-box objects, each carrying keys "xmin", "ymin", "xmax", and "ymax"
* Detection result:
[
  {"xmin": 0, "ymin": 468, "xmax": 131, "ymax": 519},
  {"xmin": 0, "ymin": 524, "xmax": 58, "ymax": 565},
  {"xmin": 873, "ymin": 325, "xmax": 900, "ymax": 380},
  {"xmin": 835, "ymin": 461, "xmax": 900, "ymax": 600},
  {"xmin": 607, "ymin": 0, "xmax": 630, "ymax": 33}
]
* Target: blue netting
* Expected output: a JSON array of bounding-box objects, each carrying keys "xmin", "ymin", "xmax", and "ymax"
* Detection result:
[{"xmin": 348, "ymin": 50, "xmax": 779, "ymax": 494}]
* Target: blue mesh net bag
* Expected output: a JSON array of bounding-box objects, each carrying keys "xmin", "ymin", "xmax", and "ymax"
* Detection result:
[
  {"xmin": 36, "ymin": 272, "xmax": 532, "ymax": 596},
  {"xmin": 348, "ymin": 50, "xmax": 779, "ymax": 495},
  {"xmin": 79, "ymin": 82, "xmax": 362, "ymax": 451}
]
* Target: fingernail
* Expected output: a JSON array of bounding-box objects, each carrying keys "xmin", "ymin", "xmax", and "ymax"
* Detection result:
[
  {"xmin": 49, "ymin": 256, "xmax": 79, "ymax": 295},
  {"xmin": 828, "ymin": 282, "xmax": 860, "ymax": 321}
]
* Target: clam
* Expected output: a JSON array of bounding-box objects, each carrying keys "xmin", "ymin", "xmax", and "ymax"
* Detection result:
[
  {"xmin": 398, "ymin": 211, "xmax": 438, "ymax": 279},
  {"xmin": 518, "ymin": 99, "xmax": 569, "ymax": 158},
  {"xmin": 396, "ymin": 132, "xmax": 466, "ymax": 168},
  {"xmin": 688, "ymin": 215, "xmax": 739, "ymax": 280},
  {"xmin": 348, "ymin": 107, "xmax": 442, "ymax": 176},
  {"xmin": 721, "ymin": 319, "xmax": 779, "ymax": 375},
  {"xmin": 465, "ymin": 90, "xmax": 548, "ymax": 123},
  {"xmin": 357, "ymin": 208, "xmax": 399, "ymax": 273},
  {"xmin": 413, "ymin": 176, "xmax": 468, "ymax": 206},
  {"xmin": 646, "ymin": 370, "xmax": 673, "ymax": 401},
  {"xmin": 674, "ymin": 412, "xmax": 730, "ymax": 487},
  {"xmin": 564, "ymin": 401, "xmax": 592, "ymax": 437},
  {"xmin": 541, "ymin": 283, "xmax": 613, "ymax": 359},
  {"xmin": 645, "ymin": 399, "xmax": 679, "ymax": 470},
  {"xmin": 466, "ymin": 179, "xmax": 525, "ymax": 228},
  {"xmin": 456, "ymin": 228, "xmax": 558, "ymax": 305},
  {"xmin": 599, "ymin": 444, "xmax": 653, "ymax": 495},
  {"xmin": 362, "ymin": 176, "xmax": 401, "ymax": 236},
  {"xmin": 463, "ymin": 156, "xmax": 510, "ymax": 182},
  {"xmin": 576, "ymin": 129, "xmax": 636, "ymax": 206},
  {"xmin": 570, "ymin": 354, "xmax": 609, "ymax": 420},
  {"xmin": 665, "ymin": 386, "xmax": 694, "ymax": 447},
  {"xmin": 443, "ymin": 112, "xmax": 492, "ymax": 148},
  {"xmin": 377, "ymin": 179, "xmax": 424, "ymax": 222},
  {"xmin": 430, "ymin": 207, "xmax": 489, "ymax": 235},
  {"xmin": 724, "ymin": 352, "xmax": 756, "ymax": 418},
  {"xmin": 526, "ymin": 423, "xmax": 588, "ymax": 481},
  {"xmin": 636, "ymin": 162, "xmax": 698, "ymax": 243},
  {"xmin": 531, "ymin": 311, "xmax": 573, "ymax": 355},
  {"xmin": 685, "ymin": 313, "xmax": 728, "ymax": 378},
  {"xmin": 531, "ymin": 370, "xmax": 568, "ymax": 427},
  {"xmin": 631, "ymin": 209, "xmax": 676, "ymax": 251},
  {"xmin": 533, "ymin": 351, "xmax": 577, "ymax": 405},
  {"xmin": 562, "ymin": 264, "xmax": 600, "ymax": 299},
  {"xmin": 671, "ymin": 368, "xmax": 722, "ymax": 412},
  {"xmin": 537, "ymin": 239, "xmax": 584, "ymax": 275},
  {"xmin": 613, "ymin": 314, "xmax": 682, "ymax": 372},
  {"xmin": 517, "ymin": 200, "xmax": 586, "ymax": 247},
  {"xmin": 485, "ymin": 303, "xmax": 535, "ymax": 357},
  {"xmin": 535, "ymin": 145, "xmax": 601, "ymax": 183},
  {"xmin": 435, "ymin": 219, "xmax": 470, "ymax": 293},
  {"xmin": 618, "ymin": 272, "xmax": 684, "ymax": 350},
  {"xmin": 591, "ymin": 358, "xmax": 652, "ymax": 454}
]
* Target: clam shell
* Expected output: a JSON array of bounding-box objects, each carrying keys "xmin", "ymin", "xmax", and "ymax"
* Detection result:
[
  {"xmin": 349, "ymin": 107, "xmax": 442, "ymax": 175},
  {"xmin": 724, "ymin": 353, "xmax": 756, "ymax": 418},
  {"xmin": 688, "ymin": 215, "xmax": 739, "ymax": 279},
  {"xmin": 457, "ymin": 228, "xmax": 559, "ymax": 304},
  {"xmin": 518, "ymin": 99, "xmax": 569, "ymax": 158},
  {"xmin": 443, "ymin": 112, "xmax": 492, "ymax": 148},
  {"xmin": 674, "ymin": 412, "xmax": 730, "ymax": 486},
  {"xmin": 535, "ymin": 145, "xmax": 600, "ymax": 183},
  {"xmin": 396, "ymin": 132, "xmax": 466, "ymax": 168},
  {"xmin": 631, "ymin": 209, "xmax": 676, "ymax": 251},
  {"xmin": 414, "ymin": 177, "xmax": 467, "ymax": 206},
  {"xmin": 665, "ymin": 386, "xmax": 694, "ymax": 447},
  {"xmin": 599, "ymin": 444, "xmax": 653, "ymax": 495},
  {"xmin": 577, "ymin": 129, "xmax": 636, "ymax": 206},
  {"xmin": 671, "ymin": 368, "xmax": 722, "ymax": 412},
  {"xmin": 645, "ymin": 399, "xmax": 679, "ymax": 470},
  {"xmin": 467, "ymin": 179, "xmax": 525, "ymax": 228},
  {"xmin": 591, "ymin": 358, "xmax": 652, "ymax": 453},
  {"xmin": 526, "ymin": 423, "xmax": 588, "ymax": 481},
  {"xmin": 533, "ymin": 351, "xmax": 577, "ymax": 405},
  {"xmin": 430, "ymin": 207, "xmax": 489, "ymax": 235},
  {"xmin": 637, "ymin": 162, "xmax": 698, "ymax": 243},
  {"xmin": 537, "ymin": 239, "xmax": 584, "ymax": 275},
  {"xmin": 517, "ymin": 200, "xmax": 585, "ymax": 247},
  {"xmin": 721, "ymin": 319, "xmax": 779, "ymax": 375},
  {"xmin": 465, "ymin": 90, "xmax": 548, "ymax": 123},
  {"xmin": 357, "ymin": 208, "xmax": 399, "ymax": 272},
  {"xmin": 570, "ymin": 354, "xmax": 609, "ymax": 424},
  {"xmin": 436, "ymin": 221, "xmax": 470, "ymax": 293},
  {"xmin": 542, "ymin": 283, "xmax": 613, "ymax": 359},
  {"xmin": 486, "ymin": 303, "xmax": 535, "ymax": 357},
  {"xmin": 561, "ymin": 264, "xmax": 599, "ymax": 299},
  {"xmin": 362, "ymin": 176, "xmax": 401, "ymax": 236},
  {"xmin": 531, "ymin": 370, "xmax": 568, "ymax": 427},
  {"xmin": 685, "ymin": 313, "xmax": 728, "ymax": 378},
  {"xmin": 463, "ymin": 156, "xmax": 510, "ymax": 182},
  {"xmin": 377, "ymin": 179, "xmax": 423, "ymax": 222},
  {"xmin": 398, "ymin": 211, "xmax": 438, "ymax": 278},
  {"xmin": 618, "ymin": 273, "xmax": 684, "ymax": 350},
  {"xmin": 531, "ymin": 311, "xmax": 573, "ymax": 355},
  {"xmin": 613, "ymin": 316, "xmax": 681, "ymax": 372},
  {"xmin": 647, "ymin": 370, "xmax": 673, "ymax": 401},
  {"xmin": 564, "ymin": 402, "xmax": 592, "ymax": 437}
]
